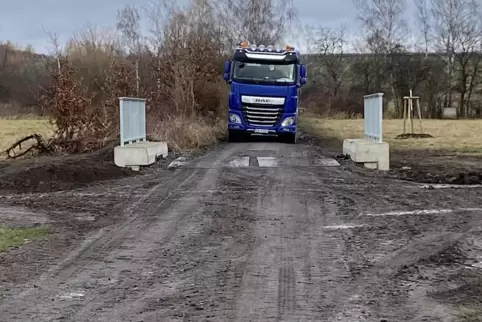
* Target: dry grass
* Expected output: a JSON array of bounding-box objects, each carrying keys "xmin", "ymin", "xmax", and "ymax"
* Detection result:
[
  {"xmin": 0, "ymin": 103, "xmax": 46, "ymax": 119},
  {"xmin": 301, "ymin": 116, "xmax": 482, "ymax": 153},
  {"xmin": 0, "ymin": 119, "xmax": 54, "ymax": 158},
  {"xmin": 0, "ymin": 115, "xmax": 225, "ymax": 160},
  {"xmin": 148, "ymin": 115, "xmax": 226, "ymax": 152},
  {"xmin": 456, "ymin": 305, "xmax": 482, "ymax": 321}
]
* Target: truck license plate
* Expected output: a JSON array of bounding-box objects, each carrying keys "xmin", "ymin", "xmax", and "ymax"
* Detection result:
[{"xmin": 254, "ymin": 129, "xmax": 269, "ymax": 134}]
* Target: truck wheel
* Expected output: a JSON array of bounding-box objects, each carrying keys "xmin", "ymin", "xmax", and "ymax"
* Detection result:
[
  {"xmin": 228, "ymin": 130, "xmax": 242, "ymax": 142},
  {"xmin": 280, "ymin": 133, "xmax": 296, "ymax": 144}
]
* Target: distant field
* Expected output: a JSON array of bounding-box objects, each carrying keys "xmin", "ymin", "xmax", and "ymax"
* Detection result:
[
  {"xmin": 0, "ymin": 119, "xmax": 54, "ymax": 157},
  {"xmin": 301, "ymin": 117, "xmax": 482, "ymax": 154}
]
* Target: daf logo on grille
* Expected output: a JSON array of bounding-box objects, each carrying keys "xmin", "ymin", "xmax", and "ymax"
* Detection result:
[{"xmin": 255, "ymin": 98, "xmax": 270, "ymax": 103}]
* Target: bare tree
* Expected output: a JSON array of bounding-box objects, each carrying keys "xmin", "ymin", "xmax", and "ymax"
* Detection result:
[
  {"xmin": 314, "ymin": 25, "xmax": 347, "ymax": 98},
  {"xmin": 0, "ymin": 42, "xmax": 8, "ymax": 73},
  {"xmin": 414, "ymin": 0, "xmax": 431, "ymax": 57},
  {"xmin": 216, "ymin": 0, "xmax": 297, "ymax": 48},
  {"xmin": 0, "ymin": 42, "xmax": 10, "ymax": 101},
  {"xmin": 116, "ymin": 5, "xmax": 143, "ymax": 95},
  {"xmin": 353, "ymin": 0, "xmax": 408, "ymax": 53},
  {"xmin": 43, "ymin": 29, "xmax": 63, "ymax": 70},
  {"xmin": 431, "ymin": 0, "xmax": 482, "ymax": 117},
  {"xmin": 353, "ymin": 0, "xmax": 408, "ymax": 115},
  {"xmin": 298, "ymin": 24, "xmax": 317, "ymax": 58}
]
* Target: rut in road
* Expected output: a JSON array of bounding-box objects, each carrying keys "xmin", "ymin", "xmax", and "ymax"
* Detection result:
[
  {"xmin": 3, "ymin": 141, "xmax": 468, "ymax": 321},
  {"xmin": 233, "ymin": 166, "xmax": 354, "ymax": 321}
]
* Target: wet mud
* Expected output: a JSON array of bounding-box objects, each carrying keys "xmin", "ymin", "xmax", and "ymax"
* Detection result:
[{"xmin": 0, "ymin": 136, "xmax": 481, "ymax": 321}]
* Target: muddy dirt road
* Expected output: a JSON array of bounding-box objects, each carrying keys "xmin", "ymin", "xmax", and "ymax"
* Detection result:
[{"xmin": 1, "ymin": 141, "xmax": 482, "ymax": 321}]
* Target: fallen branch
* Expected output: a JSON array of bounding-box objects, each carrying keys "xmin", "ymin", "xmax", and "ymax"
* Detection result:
[{"xmin": 3, "ymin": 134, "xmax": 53, "ymax": 159}]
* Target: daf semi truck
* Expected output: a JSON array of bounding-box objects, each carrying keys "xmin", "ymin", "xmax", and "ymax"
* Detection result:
[{"xmin": 223, "ymin": 42, "xmax": 307, "ymax": 143}]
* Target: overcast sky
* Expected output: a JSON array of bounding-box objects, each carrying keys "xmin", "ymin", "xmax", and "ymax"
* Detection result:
[{"xmin": 0, "ymin": 0, "xmax": 418, "ymax": 53}]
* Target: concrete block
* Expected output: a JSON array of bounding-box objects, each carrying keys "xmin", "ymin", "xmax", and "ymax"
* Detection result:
[
  {"xmin": 364, "ymin": 162, "xmax": 378, "ymax": 170},
  {"xmin": 342, "ymin": 138, "xmax": 390, "ymax": 171},
  {"xmin": 342, "ymin": 139, "xmax": 366, "ymax": 156},
  {"xmin": 114, "ymin": 141, "xmax": 168, "ymax": 168}
]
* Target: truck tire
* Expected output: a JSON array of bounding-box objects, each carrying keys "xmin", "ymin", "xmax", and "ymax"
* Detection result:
[
  {"xmin": 280, "ymin": 133, "xmax": 296, "ymax": 144},
  {"xmin": 228, "ymin": 130, "xmax": 242, "ymax": 142}
]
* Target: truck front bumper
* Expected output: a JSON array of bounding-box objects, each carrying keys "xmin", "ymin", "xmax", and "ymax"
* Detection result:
[
  {"xmin": 228, "ymin": 112, "xmax": 296, "ymax": 136},
  {"xmin": 228, "ymin": 124, "xmax": 296, "ymax": 136}
]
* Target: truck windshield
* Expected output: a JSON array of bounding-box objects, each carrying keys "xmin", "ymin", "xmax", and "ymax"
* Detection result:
[{"xmin": 232, "ymin": 61, "xmax": 295, "ymax": 84}]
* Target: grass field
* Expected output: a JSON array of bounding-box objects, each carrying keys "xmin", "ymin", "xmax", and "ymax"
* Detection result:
[
  {"xmin": 0, "ymin": 119, "xmax": 54, "ymax": 157},
  {"xmin": 0, "ymin": 117, "xmax": 225, "ymax": 157},
  {"xmin": 0, "ymin": 227, "xmax": 50, "ymax": 251},
  {"xmin": 301, "ymin": 117, "xmax": 482, "ymax": 154}
]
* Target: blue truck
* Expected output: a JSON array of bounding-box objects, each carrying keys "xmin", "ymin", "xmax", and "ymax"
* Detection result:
[{"xmin": 223, "ymin": 42, "xmax": 307, "ymax": 144}]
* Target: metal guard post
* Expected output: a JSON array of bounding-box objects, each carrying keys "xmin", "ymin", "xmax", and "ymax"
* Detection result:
[{"xmin": 119, "ymin": 97, "xmax": 147, "ymax": 146}]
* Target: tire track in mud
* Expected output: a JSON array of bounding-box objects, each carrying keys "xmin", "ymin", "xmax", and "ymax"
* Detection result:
[
  {"xmin": 75, "ymin": 164, "xmax": 263, "ymax": 321},
  {"xmin": 307, "ymin": 166, "xmax": 482, "ymax": 320},
  {"xmin": 67, "ymin": 169, "xmax": 221, "ymax": 321},
  {"xmin": 4, "ymin": 141, "xmax": 478, "ymax": 320},
  {"xmin": 0, "ymin": 144, "xmax": 244, "ymax": 321},
  {"xmin": 277, "ymin": 254, "xmax": 296, "ymax": 319},
  {"xmin": 233, "ymin": 164, "xmax": 356, "ymax": 321},
  {"xmin": 54, "ymin": 169, "xmax": 201, "ymax": 274},
  {"xmin": 0, "ymin": 168, "xmax": 203, "ymax": 320},
  {"xmin": 149, "ymin": 168, "xmax": 269, "ymax": 321}
]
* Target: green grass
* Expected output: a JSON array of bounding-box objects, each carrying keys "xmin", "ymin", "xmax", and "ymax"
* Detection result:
[
  {"xmin": 0, "ymin": 227, "xmax": 51, "ymax": 251},
  {"xmin": 300, "ymin": 116, "xmax": 482, "ymax": 154}
]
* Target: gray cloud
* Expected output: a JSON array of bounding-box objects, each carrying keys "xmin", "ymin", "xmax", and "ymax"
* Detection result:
[{"xmin": 0, "ymin": 0, "xmax": 416, "ymax": 53}]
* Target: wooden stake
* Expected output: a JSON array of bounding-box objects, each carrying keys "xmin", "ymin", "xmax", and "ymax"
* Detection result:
[
  {"xmin": 417, "ymin": 98, "xmax": 423, "ymax": 133},
  {"xmin": 402, "ymin": 89, "xmax": 424, "ymax": 135},
  {"xmin": 403, "ymin": 99, "xmax": 407, "ymax": 134}
]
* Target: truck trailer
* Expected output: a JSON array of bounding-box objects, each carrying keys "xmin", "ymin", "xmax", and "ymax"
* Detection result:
[{"xmin": 223, "ymin": 42, "xmax": 307, "ymax": 143}]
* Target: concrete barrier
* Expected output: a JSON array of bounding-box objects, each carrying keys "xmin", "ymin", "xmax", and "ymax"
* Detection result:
[
  {"xmin": 114, "ymin": 97, "xmax": 168, "ymax": 170},
  {"xmin": 342, "ymin": 93, "xmax": 390, "ymax": 171},
  {"xmin": 114, "ymin": 141, "xmax": 168, "ymax": 170}
]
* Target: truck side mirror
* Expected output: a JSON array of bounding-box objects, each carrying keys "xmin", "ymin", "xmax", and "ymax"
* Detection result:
[
  {"xmin": 300, "ymin": 64, "xmax": 307, "ymax": 78},
  {"xmin": 297, "ymin": 77, "xmax": 307, "ymax": 88},
  {"xmin": 223, "ymin": 61, "xmax": 231, "ymax": 81}
]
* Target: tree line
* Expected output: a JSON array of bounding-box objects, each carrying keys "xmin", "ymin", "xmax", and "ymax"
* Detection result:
[
  {"xmin": 302, "ymin": 0, "xmax": 482, "ymax": 118},
  {"xmin": 0, "ymin": 0, "xmax": 481, "ymax": 134},
  {"xmin": 0, "ymin": 0, "xmax": 299, "ymax": 153}
]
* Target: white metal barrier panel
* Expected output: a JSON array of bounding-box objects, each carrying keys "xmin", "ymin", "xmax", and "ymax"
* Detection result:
[
  {"xmin": 363, "ymin": 93, "xmax": 384, "ymax": 142},
  {"xmin": 119, "ymin": 97, "xmax": 147, "ymax": 146}
]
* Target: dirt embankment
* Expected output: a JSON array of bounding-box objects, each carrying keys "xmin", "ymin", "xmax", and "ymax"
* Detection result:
[
  {"xmin": 301, "ymin": 132, "xmax": 482, "ymax": 185},
  {"xmin": 0, "ymin": 143, "xmax": 183, "ymax": 289},
  {"xmin": 0, "ymin": 143, "xmax": 185, "ymax": 194},
  {"xmin": 0, "ymin": 146, "xmax": 131, "ymax": 194},
  {"xmin": 388, "ymin": 150, "xmax": 482, "ymax": 185}
]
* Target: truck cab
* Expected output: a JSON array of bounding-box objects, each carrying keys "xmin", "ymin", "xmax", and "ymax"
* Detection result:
[{"xmin": 223, "ymin": 42, "xmax": 307, "ymax": 143}]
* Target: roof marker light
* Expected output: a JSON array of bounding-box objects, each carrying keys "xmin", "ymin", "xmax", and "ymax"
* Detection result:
[
  {"xmin": 258, "ymin": 45, "xmax": 265, "ymax": 51},
  {"xmin": 267, "ymin": 45, "xmax": 274, "ymax": 52},
  {"xmin": 250, "ymin": 44, "xmax": 257, "ymax": 51}
]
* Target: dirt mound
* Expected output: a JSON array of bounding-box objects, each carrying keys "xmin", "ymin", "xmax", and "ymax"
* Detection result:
[
  {"xmin": 0, "ymin": 146, "xmax": 136, "ymax": 194},
  {"xmin": 396, "ymin": 169, "xmax": 482, "ymax": 185},
  {"xmin": 387, "ymin": 150, "xmax": 482, "ymax": 185},
  {"xmin": 395, "ymin": 133, "xmax": 434, "ymax": 139}
]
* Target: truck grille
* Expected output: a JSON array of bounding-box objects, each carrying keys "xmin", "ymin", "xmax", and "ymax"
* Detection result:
[{"xmin": 242, "ymin": 104, "xmax": 283, "ymax": 127}]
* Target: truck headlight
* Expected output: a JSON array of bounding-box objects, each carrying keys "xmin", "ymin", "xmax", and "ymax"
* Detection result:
[
  {"xmin": 281, "ymin": 116, "xmax": 295, "ymax": 127},
  {"xmin": 229, "ymin": 113, "xmax": 242, "ymax": 124}
]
